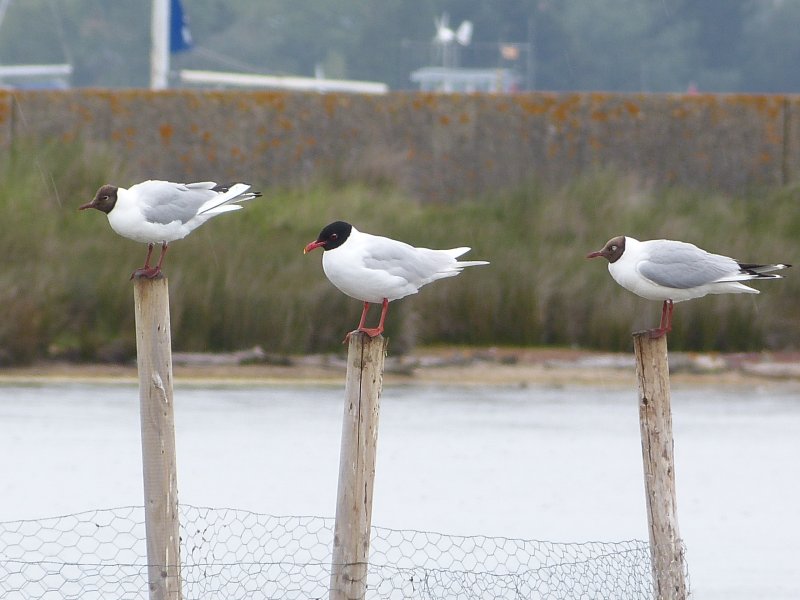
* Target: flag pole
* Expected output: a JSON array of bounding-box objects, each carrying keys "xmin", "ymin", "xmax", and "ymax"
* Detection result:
[{"xmin": 150, "ymin": 0, "xmax": 170, "ymax": 89}]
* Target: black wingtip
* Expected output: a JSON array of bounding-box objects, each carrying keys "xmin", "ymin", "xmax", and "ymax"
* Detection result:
[
  {"xmin": 211, "ymin": 182, "xmax": 262, "ymax": 197},
  {"xmin": 738, "ymin": 262, "xmax": 791, "ymax": 277}
]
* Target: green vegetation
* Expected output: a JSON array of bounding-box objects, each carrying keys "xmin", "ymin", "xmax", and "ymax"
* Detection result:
[{"xmin": 1, "ymin": 141, "xmax": 798, "ymax": 364}]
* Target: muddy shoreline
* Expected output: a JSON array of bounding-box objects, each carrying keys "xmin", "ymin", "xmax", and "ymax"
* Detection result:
[{"xmin": 1, "ymin": 347, "xmax": 799, "ymax": 388}]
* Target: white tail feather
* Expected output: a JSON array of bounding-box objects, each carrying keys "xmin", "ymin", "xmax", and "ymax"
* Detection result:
[
  {"xmin": 202, "ymin": 204, "xmax": 243, "ymax": 216},
  {"xmin": 197, "ymin": 183, "xmax": 256, "ymax": 215},
  {"xmin": 446, "ymin": 247, "xmax": 488, "ymax": 268},
  {"xmin": 456, "ymin": 260, "xmax": 490, "ymax": 268}
]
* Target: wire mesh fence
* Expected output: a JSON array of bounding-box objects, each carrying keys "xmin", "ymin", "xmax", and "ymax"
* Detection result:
[{"xmin": 0, "ymin": 504, "xmax": 671, "ymax": 599}]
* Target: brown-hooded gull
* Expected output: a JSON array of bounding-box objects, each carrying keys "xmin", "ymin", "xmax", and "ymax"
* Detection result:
[
  {"xmin": 587, "ymin": 235, "xmax": 790, "ymax": 338},
  {"xmin": 80, "ymin": 180, "xmax": 261, "ymax": 279}
]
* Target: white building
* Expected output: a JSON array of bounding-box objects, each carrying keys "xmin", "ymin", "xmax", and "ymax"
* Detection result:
[{"xmin": 410, "ymin": 66, "xmax": 519, "ymax": 94}]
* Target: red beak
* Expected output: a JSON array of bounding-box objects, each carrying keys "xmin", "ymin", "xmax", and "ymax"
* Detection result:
[
  {"xmin": 586, "ymin": 250, "xmax": 603, "ymax": 259},
  {"xmin": 78, "ymin": 201, "xmax": 95, "ymax": 211},
  {"xmin": 304, "ymin": 240, "xmax": 325, "ymax": 254}
]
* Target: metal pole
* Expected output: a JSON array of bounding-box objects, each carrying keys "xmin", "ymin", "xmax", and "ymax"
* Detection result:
[{"xmin": 150, "ymin": 0, "xmax": 170, "ymax": 89}]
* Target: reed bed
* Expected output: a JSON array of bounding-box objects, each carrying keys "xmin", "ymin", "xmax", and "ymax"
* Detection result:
[{"xmin": 1, "ymin": 141, "xmax": 798, "ymax": 364}]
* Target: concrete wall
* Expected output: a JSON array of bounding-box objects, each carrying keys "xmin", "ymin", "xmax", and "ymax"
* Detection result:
[{"xmin": 1, "ymin": 89, "xmax": 797, "ymax": 199}]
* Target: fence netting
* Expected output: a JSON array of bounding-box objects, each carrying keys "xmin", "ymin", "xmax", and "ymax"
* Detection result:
[{"xmin": 0, "ymin": 504, "xmax": 674, "ymax": 599}]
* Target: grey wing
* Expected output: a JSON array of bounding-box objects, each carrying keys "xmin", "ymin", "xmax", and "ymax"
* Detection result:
[
  {"xmin": 363, "ymin": 238, "xmax": 456, "ymax": 284},
  {"xmin": 134, "ymin": 180, "xmax": 216, "ymax": 224},
  {"xmin": 638, "ymin": 241, "xmax": 739, "ymax": 289}
]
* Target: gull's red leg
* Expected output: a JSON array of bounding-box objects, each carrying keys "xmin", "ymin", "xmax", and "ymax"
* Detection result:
[
  {"xmin": 359, "ymin": 298, "xmax": 388, "ymax": 338},
  {"xmin": 131, "ymin": 243, "xmax": 156, "ymax": 279},
  {"xmin": 665, "ymin": 300, "xmax": 674, "ymax": 333},
  {"xmin": 344, "ymin": 302, "xmax": 371, "ymax": 344},
  {"xmin": 143, "ymin": 243, "xmax": 154, "ymax": 268},
  {"xmin": 152, "ymin": 243, "xmax": 169, "ymax": 274},
  {"xmin": 357, "ymin": 302, "xmax": 370, "ymax": 330},
  {"xmin": 131, "ymin": 242, "xmax": 167, "ymax": 280},
  {"xmin": 648, "ymin": 300, "xmax": 674, "ymax": 339}
]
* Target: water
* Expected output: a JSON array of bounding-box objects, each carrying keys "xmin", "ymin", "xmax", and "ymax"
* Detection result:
[{"xmin": 1, "ymin": 380, "xmax": 798, "ymax": 599}]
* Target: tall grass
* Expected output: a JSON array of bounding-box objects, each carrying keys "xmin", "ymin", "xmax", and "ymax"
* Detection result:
[{"xmin": 1, "ymin": 141, "xmax": 798, "ymax": 363}]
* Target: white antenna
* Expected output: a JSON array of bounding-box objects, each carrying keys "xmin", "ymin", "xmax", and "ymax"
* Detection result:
[{"xmin": 150, "ymin": 0, "xmax": 170, "ymax": 89}]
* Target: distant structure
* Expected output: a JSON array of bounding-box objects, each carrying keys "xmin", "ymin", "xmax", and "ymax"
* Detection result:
[
  {"xmin": 410, "ymin": 66, "xmax": 519, "ymax": 94},
  {"xmin": 408, "ymin": 14, "xmax": 528, "ymax": 94},
  {"xmin": 432, "ymin": 13, "xmax": 473, "ymax": 69},
  {"xmin": 179, "ymin": 69, "xmax": 388, "ymax": 95},
  {"xmin": 0, "ymin": 0, "xmax": 72, "ymax": 89},
  {"xmin": 0, "ymin": 64, "xmax": 72, "ymax": 90},
  {"xmin": 151, "ymin": 0, "xmax": 192, "ymax": 89},
  {"xmin": 153, "ymin": 0, "xmax": 387, "ymax": 93}
]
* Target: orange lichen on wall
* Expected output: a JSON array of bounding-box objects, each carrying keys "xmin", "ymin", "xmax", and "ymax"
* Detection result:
[
  {"xmin": 516, "ymin": 94, "xmax": 558, "ymax": 116},
  {"xmin": 624, "ymin": 101, "xmax": 641, "ymax": 118},
  {"xmin": 727, "ymin": 94, "xmax": 783, "ymax": 119},
  {"xmin": 0, "ymin": 92, "xmax": 8, "ymax": 123},
  {"xmin": 411, "ymin": 94, "xmax": 437, "ymax": 110},
  {"xmin": 159, "ymin": 124, "xmax": 174, "ymax": 143},
  {"xmin": 551, "ymin": 95, "xmax": 581, "ymax": 124},
  {"xmin": 76, "ymin": 104, "xmax": 94, "ymax": 123},
  {"xmin": 4, "ymin": 89, "xmax": 795, "ymax": 195},
  {"xmin": 323, "ymin": 94, "xmax": 345, "ymax": 118},
  {"xmin": 252, "ymin": 92, "xmax": 288, "ymax": 110}
]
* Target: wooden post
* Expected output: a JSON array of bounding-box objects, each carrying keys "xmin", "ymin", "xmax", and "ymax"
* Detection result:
[
  {"xmin": 134, "ymin": 277, "xmax": 182, "ymax": 600},
  {"xmin": 329, "ymin": 332, "xmax": 388, "ymax": 600},
  {"xmin": 633, "ymin": 333, "xmax": 687, "ymax": 600}
]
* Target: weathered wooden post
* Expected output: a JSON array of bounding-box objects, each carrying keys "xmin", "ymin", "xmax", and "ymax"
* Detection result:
[
  {"xmin": 329, "ymin": 332, "xmax": 388, "ymax": 600},
  {"xmin": 632, "ymin": 332, "xmax": 687, "ymax": 600},
  {"xmin": 134, "ymin": 277, "xmax": 182, "ymax": 600}
]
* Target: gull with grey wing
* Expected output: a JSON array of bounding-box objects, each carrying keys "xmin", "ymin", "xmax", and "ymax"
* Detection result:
[
  {"xmin": 304, "ymin": 221, "xmax": 488, "ymax": 339},
  {"xmin": 80, "ymin": 180, "xmax": 260, "ymax": 278},
  {"xmin": 587, "ymin": 235, "xmax": 790, "ymax": 338}
]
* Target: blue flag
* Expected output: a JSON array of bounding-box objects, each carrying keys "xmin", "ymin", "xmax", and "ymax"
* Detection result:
[{"xmin": 170, "ymin": 0, "xmax": 192, "ymax": 53}]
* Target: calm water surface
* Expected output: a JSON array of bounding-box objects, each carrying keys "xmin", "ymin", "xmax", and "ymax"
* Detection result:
[{"xmin": 1, "ymin": 380, "xmax": 798, "ymax": 600}]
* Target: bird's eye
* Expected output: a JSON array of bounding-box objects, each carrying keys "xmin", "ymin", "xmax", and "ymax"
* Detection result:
[
  {"xmin": 330, "ymin": 233, "xmax": 338, "ymax": 241},
  {"xmin": 610, "ymin": 245, "xmax": 617, "ymax": 251}
]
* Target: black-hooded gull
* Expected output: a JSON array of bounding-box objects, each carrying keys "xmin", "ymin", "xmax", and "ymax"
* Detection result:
[{"xmin": 304, "ymin": 221, "xmax": 489, "ymax": 339}]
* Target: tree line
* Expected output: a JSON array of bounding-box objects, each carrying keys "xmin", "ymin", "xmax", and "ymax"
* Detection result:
[{"xmin": 0, "ymin": 0, "xmax": 798, "ymax": 93}]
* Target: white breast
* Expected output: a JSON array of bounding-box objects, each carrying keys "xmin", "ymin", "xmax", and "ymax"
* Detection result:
[{"xmin": 107, "ymin": 193, "xmax": 193, "ymax": 244}]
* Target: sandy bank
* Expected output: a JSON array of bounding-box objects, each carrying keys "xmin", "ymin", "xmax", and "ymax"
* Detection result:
[{"xmin": 1, "ymin": 347, "xmax": 799, "ymax": 389}]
